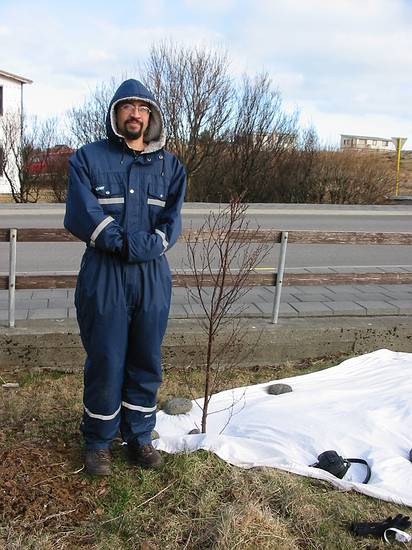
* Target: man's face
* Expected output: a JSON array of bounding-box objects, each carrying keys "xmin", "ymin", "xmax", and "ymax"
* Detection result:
[{"xmin": 116, "ymin": 100, "xmax": 151, "ymax": 141}]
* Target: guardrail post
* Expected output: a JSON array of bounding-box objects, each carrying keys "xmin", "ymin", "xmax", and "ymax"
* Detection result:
[
  {"xmin": 271, "ymin": 231, "xmax": 288, "ymax": 324},
  {"xmin": 8, "ymin": 228, "xmax": 17, "ymax": 328}
]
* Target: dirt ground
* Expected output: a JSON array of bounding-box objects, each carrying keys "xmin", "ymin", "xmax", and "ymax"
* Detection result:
[
  {"xmin": 0, "ymin": 371, "xmax": 107, "ymax": 547},
  {"xmin": 1, "ymin": 444, "xmax": 92, "ymax": 525},
  {"xmin": 0, "ymin": 441, "xmax": 109, "ymax": 547}
]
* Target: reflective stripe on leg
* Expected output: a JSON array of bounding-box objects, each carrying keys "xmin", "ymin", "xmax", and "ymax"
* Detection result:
[
  {"xmin": 84, "ymin": 404, "xmax": 122, "ymax": 421},
  {"xmin": 122, "ymin": 401, "xmax": 157, "ymax": 413}
]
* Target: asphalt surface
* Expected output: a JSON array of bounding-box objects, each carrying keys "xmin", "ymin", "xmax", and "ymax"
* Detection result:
[{"xmin": 1, "ymin": 203, "xmax": 412, "ymax": 273}]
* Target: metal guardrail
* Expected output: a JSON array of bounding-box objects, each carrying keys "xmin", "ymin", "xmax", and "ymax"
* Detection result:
[{"xmin": 2, "ymin": 228, "xmax": 412, "ymax": 327}]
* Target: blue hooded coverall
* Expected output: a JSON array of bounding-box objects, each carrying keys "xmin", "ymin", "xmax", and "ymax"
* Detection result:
[{"xmin": 64, "ymin": 79, "xmax": 186, "ymax": 450}]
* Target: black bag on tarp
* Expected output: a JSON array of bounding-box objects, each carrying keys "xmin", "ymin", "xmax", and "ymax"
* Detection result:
[{"xmin": 311, "ymin": 450, "xmax": 371, "ymax": 484}]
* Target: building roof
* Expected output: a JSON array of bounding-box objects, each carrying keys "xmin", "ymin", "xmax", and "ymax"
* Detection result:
[
  {"xmin": 0, "ymin": 69, "xmax": 33, "ymax": 84},
  {"xmin": 340, "ymin": 134, "xmax": 390, "ymax": 141}
]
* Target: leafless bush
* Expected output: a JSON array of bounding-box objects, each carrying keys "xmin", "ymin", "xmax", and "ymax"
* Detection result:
[
  {"xmin": 66, "ymin": 78, "xmax": 121, "ymax": 147},
  {"xmin": 190, "ymin": 73, "xmax": 299, "ymax": 202},
  {"xmin": 270, "ymin": 126, "xmax": 320, "ymax": 203},
  {"xmin": 144, "ymin": 41, "xmax": 233, "ymax": 199},
  {"xmin": 47, "ymin": 146, "xmax": 73, "ymax": 202},
  {"xmin": 310, "ymin": 149, "xmax": 392, "ymax": 204},
  {"xmin": 270, "ymin": 137, "xmax": 392, "ymax": 204},
  {"xmin": 185, "ymin": 198, "xmax": 270, "ymax": 432},
  {"xmin": 0, "ymin": 113, "xmax": 58, "ymax": 203},
  {"xmin": 223, "ymin": 73, "xmax": 299, "ymax": 201}
]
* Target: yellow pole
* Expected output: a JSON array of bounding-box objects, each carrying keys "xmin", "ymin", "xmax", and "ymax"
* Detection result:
[{"xmin": 395, "ymin": 139, "xmax": 401, "ymax": 196}]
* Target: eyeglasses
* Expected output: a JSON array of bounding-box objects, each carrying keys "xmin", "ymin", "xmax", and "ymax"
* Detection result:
[{"xmin": 118, "ymin": 103, "xmax": 151, "ymax": 115}]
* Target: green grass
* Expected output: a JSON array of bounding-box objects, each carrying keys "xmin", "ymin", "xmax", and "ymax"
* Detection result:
[{"xmin": 1, "ymin": 354, "xmax": 410, "ymax": 549}]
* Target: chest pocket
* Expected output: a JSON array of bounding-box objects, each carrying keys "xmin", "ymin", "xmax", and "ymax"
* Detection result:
[
  {"xmin": 146, "ymin": 175, "xmax": 168, "ymax": 228},
  {"xmin": 147, "ymin": 177, "xmax": 167, "ymax": 208},
  {"xmin": 92, "ymin": 176, "xmax": 125, "ymax": 218}
]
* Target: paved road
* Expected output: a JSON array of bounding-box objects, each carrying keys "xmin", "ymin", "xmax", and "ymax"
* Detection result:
[
  {"xmin": 1, "ymin": 203, "xmax": 411, "ymax": 273},
  {"xmin": 1, "ymin": 202, "xmax": 412, "ymax": 229}
]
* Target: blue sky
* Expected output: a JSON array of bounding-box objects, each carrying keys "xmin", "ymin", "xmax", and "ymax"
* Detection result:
[{"xmin": 1, "ymin": 0, "xmax": 412, "ymax": 148}]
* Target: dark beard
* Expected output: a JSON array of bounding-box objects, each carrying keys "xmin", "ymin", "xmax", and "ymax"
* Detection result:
[{"xmin": 122, "ymin": 123, "xmax": 143, "ymax": 140}]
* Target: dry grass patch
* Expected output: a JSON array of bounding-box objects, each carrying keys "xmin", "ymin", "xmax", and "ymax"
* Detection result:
[{"xmin": 212, "ymin": 501, "xmax": 297, "ymax": 549}]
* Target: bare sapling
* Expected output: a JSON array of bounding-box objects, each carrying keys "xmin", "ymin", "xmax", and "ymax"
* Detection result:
[{"xmin": 185, "ymin": 198, "xmax": 271, "ymax": 433}]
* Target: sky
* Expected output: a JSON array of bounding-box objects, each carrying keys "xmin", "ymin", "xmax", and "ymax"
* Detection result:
[{"xmin": 1, "ymin": 0, "xmax": 412, "ymax": 149}]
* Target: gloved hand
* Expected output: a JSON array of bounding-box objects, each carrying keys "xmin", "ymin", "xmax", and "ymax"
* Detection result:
[
  {"xmin": 351, "ymin": 514, "xmax": 411, "ymax": 537},
  {"xmin": 119, "ymin": 231, "xmax": 164, "ymax": 263}
]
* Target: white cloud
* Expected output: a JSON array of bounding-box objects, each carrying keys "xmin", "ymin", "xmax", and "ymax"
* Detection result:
[
  {"xmin": 183, "ymin": 0, "xmax": 236, "ymax": 14},
  {"xmin": 2, "ymin": 7, "xmax": 224, "ymax": 116},
  {"xmin": 85, "ymin": 49, "xmax": 116, "ymax": 63}
]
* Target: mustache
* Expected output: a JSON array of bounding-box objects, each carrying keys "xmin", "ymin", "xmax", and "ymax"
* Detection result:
[{"xmin": 125, "ymin": 117, "xmax": 142, "ymax": 124}]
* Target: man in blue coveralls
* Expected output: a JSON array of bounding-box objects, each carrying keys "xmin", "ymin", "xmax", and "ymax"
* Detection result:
[{"xmin": 64, "ymin": 79, "xmax": 186, "ymax": 475}]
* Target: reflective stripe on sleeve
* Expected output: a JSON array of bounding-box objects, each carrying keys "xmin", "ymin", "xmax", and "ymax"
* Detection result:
[
  {"xmin": 90, "ymin": 216, "xmax": 115, "ymax": 245},
  {"xmin": 147, "ymin": 198, "xmax": 166, "ymax": 207},
  {"xmin": 84, "ymin": 404, "xmax": 121, "ymax": 421},
  {"xmin": 155, "ymin": 229, "xmax": 168, "ymax": 254},
  {"xmin": 97, "ymin": 197, "xmax": 125, "ymax": 205},
  {"xmin": 122, "ymin": 401, "xmax": 157, "ymax": 413}
]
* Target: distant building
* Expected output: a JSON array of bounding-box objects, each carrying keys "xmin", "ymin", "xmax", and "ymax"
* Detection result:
[
  {"xmin": 0, "ymin": 69, "xmax": 33, "ymax": 194},
  {"xmin": 340, "ymin": 134, "xmax": 393, "ymax": 152},
  {"xmin": 27, "ymin": 145, "xmax": 75, "ymax": 177},
  {"xmin": 251, "ymin": 131, "xmax": 298, "ymax": 149}
]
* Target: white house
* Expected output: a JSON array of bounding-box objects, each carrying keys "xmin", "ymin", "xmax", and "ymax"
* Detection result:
[
  {"xmin": 0, "ymin": 69, "xmax": 33, "ymax": 194},
  {"xmin": 340, "ymin": 134, "xmax": 393, "ymax": 152}
]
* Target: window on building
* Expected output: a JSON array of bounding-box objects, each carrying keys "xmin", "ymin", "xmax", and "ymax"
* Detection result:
[
  {"xmin": 0, "ymin": 86, "xmax": 3, "ymax": 116},
  {"xmin": 372, "ymin": 140, "xmax": 377, "ymax": 146},
  {"xmin": 383, "ymin": 141, "xmax": 388, "ymax": 146}
]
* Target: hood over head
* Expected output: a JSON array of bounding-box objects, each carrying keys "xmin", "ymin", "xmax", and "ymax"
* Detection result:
[{"xmin": 106, "ymin": 79, "xmax": 166, "ymax": 154}]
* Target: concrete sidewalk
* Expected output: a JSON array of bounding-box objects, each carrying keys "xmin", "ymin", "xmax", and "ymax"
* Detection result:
[{"xmin": 1, "ymin": 283, "xmax": 412, "ymax": 322}]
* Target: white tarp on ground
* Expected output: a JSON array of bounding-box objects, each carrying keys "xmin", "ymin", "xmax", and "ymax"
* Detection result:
[{"xmin": 154, "ymin": 349, "xmax": 412, "ymax": 507}]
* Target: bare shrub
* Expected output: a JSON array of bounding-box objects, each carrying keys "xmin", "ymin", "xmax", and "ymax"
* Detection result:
[
  {"xmin": 0, "ymin": 113, "xmax": 58, "ymax": 203},
  {"xmin": 66, "ymin": 77, "xmax": 121, "ymax": 147},
  {"xmin": 144, "ymin": 41, "xmax": 233, "ymax": 199},
  {"xmin": 223, "ymin": 73, "xmax": 299, "ymax": 202},
  {"xmin": 312, "ymin": 149, "xmax": 392, "ymax": 204},
  {"xmin": 185, "ymin": 198, "xmax": 270, "ymax": 432},
  {"xmin": 47, "ymin": 146, "xmax": 73, "ymax": 203},
  {"xmin": 271, "ymin": 126, "xmax": 320, "ymax": 203},
  {"xmin": 63, "ymin": 41, "xmax": 392, "ymax": 205},
  {"xmin": 190, "ymin": 72, "xmax": 299, "ymax": 202}
]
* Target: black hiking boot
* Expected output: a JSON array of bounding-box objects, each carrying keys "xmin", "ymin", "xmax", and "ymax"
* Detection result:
[
  {"xmin": 84, "ymin": 449, "xmax": 112, "ymax": 476},
  {"xmin": 127, "ymin": 441, "xmax": 163, "ymax": 469}
]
